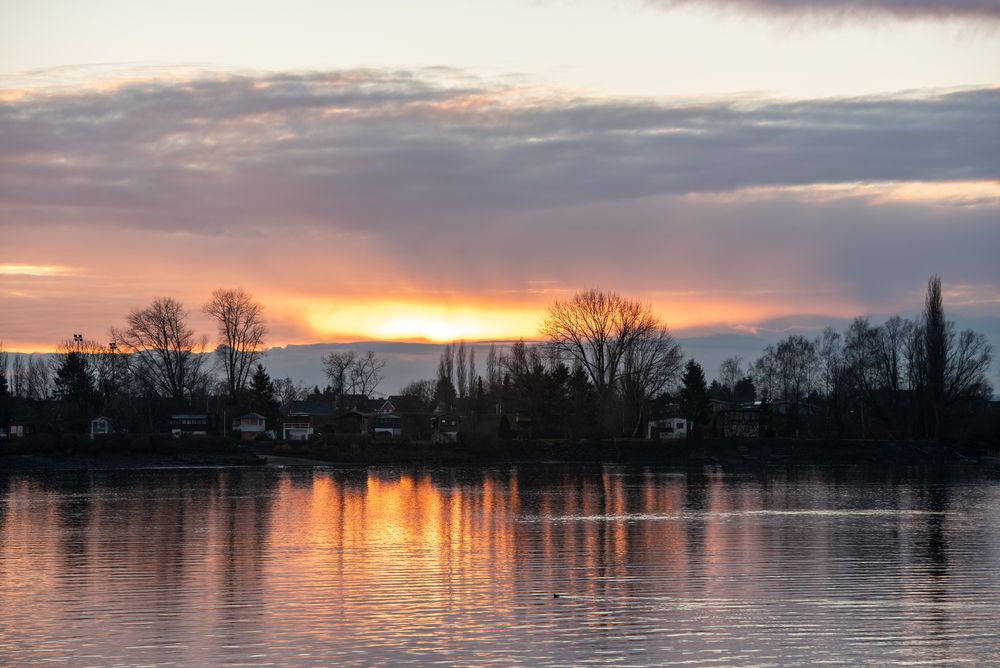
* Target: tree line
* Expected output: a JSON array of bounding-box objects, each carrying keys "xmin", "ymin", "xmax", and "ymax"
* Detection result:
[{"xmin": 1, "ymin": 276, "xmax": 994, "ymax": 442}]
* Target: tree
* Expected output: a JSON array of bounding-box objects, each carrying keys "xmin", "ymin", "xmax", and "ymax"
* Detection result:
[
  {"xmin": 924, "ymin": 276, "xmax": 947, "ymax": 437},
  {"xmin": 0, "ymin": 343, "xmax": 8, "ymax": 400},
  {"xmin": 323, "ymin": 351, "xmax": 357, "ymax": 396},
  {"xmin": 248, "ymin": 363, "xmax": 280, "ymax": 422},
  {"xmin": 203, "ymin": 288, "xmax": 268, "ymax": 401},
  {"xmin": 112, "ymin": 297, "xmax": 208, "ymax": 404},
  {"xmin": 273, "ymin": 376, "xmax": 307, "ymax": 413},
  {"xmin": 679, "ymin": 360, "xmax": 712, "ymax": 432},
  {"xmin": 400, "ymin": 379, "xmax": 436, "ymax": 409},
  {"xmin": 718, "ymin": 356, "xmax": 744, "ymax": 399},
  {"xmin": 350, "ymin": 350, "xmax": 386, "ymax": 397},
  {"xmin": 541, "ymin": 289, "xmax": 661, "ymax": 432},
  {"xmin": 52, "ymin": 350, "xmax": 96, "ymax": 410},
  {"xmin": 620, "ymin": 328, "xmax": 683, "ymax": 436}
]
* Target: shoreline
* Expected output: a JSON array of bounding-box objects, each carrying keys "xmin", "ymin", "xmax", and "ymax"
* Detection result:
[{"xmin": 2, "ymin": 436, "xmax": 997, "ymax": 471}]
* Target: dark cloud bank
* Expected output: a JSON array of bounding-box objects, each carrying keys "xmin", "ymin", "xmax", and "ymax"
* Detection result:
[{"xmin": 1, "ymin": 70, "xmax": 997, "ymax": 233}]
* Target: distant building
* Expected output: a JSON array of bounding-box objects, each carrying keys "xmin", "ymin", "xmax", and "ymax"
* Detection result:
[
  {"xmin": 431, "ymin": 413, "xmax": 461, "ymax": 442},
  {"xmin": 170, "ymin": 414, "xmax": 209, "ymax": 438},
  {"xmin": 237, "ymin": 413, "xmax": 266, "ymax": 441},
  {"xmin": 89, "ymin": 416, "xmax": 114, "ymax": 440},
  {"xmin": 282, "ymin": 413, "xmax": 314, "ymax": 441},
  {"xmin": 7, "ymin": 420, "xmax": 31, "ymax": 439},
  {"xmin": 647, "ymin": 417, "xmax": 689, "ymax": 440},
  {"xmin": 332, "ymin": 409, "xmax": 372, "ymax": 435},
  {"xmin": 717, "ymin": 408, "xmax": 761, "ymax": 438},
  {"xmin": 373, "ymin": 414, "xmax": 403, "ymax": 439}
]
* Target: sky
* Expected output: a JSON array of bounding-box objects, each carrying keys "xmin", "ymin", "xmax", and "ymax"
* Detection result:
[{"xmin": 1, "ymin": 0, "xmax": 999, "ymax": 377}]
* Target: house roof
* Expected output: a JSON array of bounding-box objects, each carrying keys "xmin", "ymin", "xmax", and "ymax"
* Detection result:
[
  {"xmin": 288, "ymin": 400, "xmax": 336, "ymax": 416},
  {"xmin": 241, "ymin": 412, "xmax": 266, "ymax": 420}
]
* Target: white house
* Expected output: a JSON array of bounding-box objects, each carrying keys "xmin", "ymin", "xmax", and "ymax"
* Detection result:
[
  {"xmin": 647, "ymin": 417, "xmax": 689, "ymax": 440},
  {"xmin": 89, "ymin": 416, "xmax": 113, "ymax": 440},
  {"xmin": 238, "ymin": 412, "xmax": 267, "ymax": 441},
  {"xmin": 282, "ymin": 413, "xmax": 314, "ymax": 441}
]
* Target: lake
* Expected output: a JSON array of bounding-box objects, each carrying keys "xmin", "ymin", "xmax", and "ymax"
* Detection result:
[{"xmin": 1, "ymin": 465, "xmax": 998, "ymax": 666}]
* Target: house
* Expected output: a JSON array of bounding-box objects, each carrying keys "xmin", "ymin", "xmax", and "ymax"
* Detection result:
[
  {"xmin": 89, "ymin": 416, "xmax": 114, "ymax": 440},
  {"xmin": 6, "ymin": 420, "xmax": 31, "ymax": 439},
  {"xmin": 170, "ymin": 414, "xmax": 209, "ymax": 438},
  {"xmin": 647, "ymin": 417, "xmax": 689, "ymax": 440},
  {"xmin": 282, "ymin": 413, "xmax": 314, "ymax": 441},
  {"xmin": 332, "ymin": 409, "xmax": 372, "ymax": 435},
  {"xmin": 237, "ymin": 413, "xmax": 267, "ymax": 441},
  {"xmin": 431, "ymin": 413, "xmax": 460, "ymax": 442},
  {"xmin": 373, "ymin": 414, "xmax": 403, "ymax": 439},
  {"xmin": 717, "ymin": 408, "xmax": 761, "ymax": 438}
]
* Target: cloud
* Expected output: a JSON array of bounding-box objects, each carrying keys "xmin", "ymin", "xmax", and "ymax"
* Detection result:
[
  {"xmin": 642, "ymin": 0, "xmax": 1000, "ymax": 20},
  {"xmin": 1, "ymin": 69, "xmax": 997, "ymax": 237}
]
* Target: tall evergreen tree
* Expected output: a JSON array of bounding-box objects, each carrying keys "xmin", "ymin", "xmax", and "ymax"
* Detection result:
[
  {"xmin": 248, "ymin": 364, "xmax": 280, "ymax": 420},
  {"xmin": 680, "ymin": 360, "xmax": 712, "ymax": 431},
  {"xmin": 53, "ymin": 351, "xmax": 96, "ymax": 411}
]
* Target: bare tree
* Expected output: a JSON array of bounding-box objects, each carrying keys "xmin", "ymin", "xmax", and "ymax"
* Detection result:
[
  {"xmin": 25, "ymin": 356, "xmax": 51, "ymax": 400},
  {"xmin": 456, "ymin": 341, "xmax": 468, "ymax": 399},
  {"xmin": 541, "ymin": 289, "xmax": 660, "ymax": 428},
  {"xmin": 468, "ymin": 346, "xmax": 477, "ymax": 396},
  {"xmin": 400, "ymin": 379, "xmax": 436, "ymax": 409},
  {"xmin": 11, "ymin": 354, "xmax": 25, "ymax": 398},
  {"xmin": 203, "ymin": 288, "xmax": 268, "ymax": 401},
  {"xmin": 350, "ymin": 351, "xmax": 386, "ymax": 397},
  {"xmin": 323, "ymin": 351, "xmax": 357, "ymax": 395},
  {"xmin": 620, "ymin": 328, "xmax": 684, "ymax": 436},
  {"xmin": 945, "ymin": 327, "xmax": 992, "ymax": 404},
  {"xmin": 718, "ymin": 356, "xmax": 744, "ymax": 396},
  {"xmin": 486, "ymin": 344, "xmax": 502, "ymax": 394},
  {"xmin": 112, "ymin": 297, "xmax": 208, "ymax": 404},
  {"xmin": 274, "ymin": 377, "xmax": 308, "ymax": 413}
]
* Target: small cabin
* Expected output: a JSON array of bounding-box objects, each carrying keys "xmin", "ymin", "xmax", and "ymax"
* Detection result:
[
  {"xmin": 89, "ymin": 416, "xmax": 114, "ymax": 440},
  {"xmin": 333, "ymin": 410, "xmax": 372, "ymax": 435},
  {"xmin": 431, "ymin": 413, "xmax": 460, "ymax": 442},
  {"xmin": 647, "ymin": 417, "xmax": 688, "ymax": 440},
  {"xmin": 238, "ymin": 413, "xmax": 266, "ymax": 441}
]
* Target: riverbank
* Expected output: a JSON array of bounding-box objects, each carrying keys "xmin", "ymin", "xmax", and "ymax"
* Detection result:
[
  {"xmin": 2, "ymin": 434, "xmax": 996, "ymax": 470},
  {"xmin": 0, "ymin": 433, "xmax": 263, "ymax": 470}
]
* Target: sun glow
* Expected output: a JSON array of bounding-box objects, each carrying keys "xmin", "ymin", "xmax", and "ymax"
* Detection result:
[{"xmin": 304, "ymin": 300, "xmax": 542, "ymax": 343}]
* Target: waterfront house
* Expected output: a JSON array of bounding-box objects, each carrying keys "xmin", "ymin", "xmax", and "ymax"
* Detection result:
[
  {"xmin": 282, "ymin": 413, "xmax": 314, "ymax": 441},
  {"xmin": 373, "ymin": 413, "xmax": 403, "ymax": 439},
  {"xmin": 169, "ymin": 414, "xmax": 209, "ymax": 438},
  {"xmin": 647, "ymin": 417, "xmax": 689, "ymax": 440},
  {"xmin": 237, "ymin": 412, "xmax": 267, "ymax": 441},
  {"xmin": 89, "ymin": 416, "xmax": 114, "ymax": 440},
  {"xmin": 431, "ymin": 413, "xmax": 460, "ymax": 442}
]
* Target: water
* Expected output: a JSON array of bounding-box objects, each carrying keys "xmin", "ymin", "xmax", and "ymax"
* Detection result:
[{"xmin": 1, "ymin": 465, "xmax": 999, "ymax": 666}]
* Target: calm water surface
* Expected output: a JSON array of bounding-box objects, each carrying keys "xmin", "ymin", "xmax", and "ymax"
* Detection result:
[{"xmin": 1, "ymin": 465, "xmax": 999, "ymax": 666}]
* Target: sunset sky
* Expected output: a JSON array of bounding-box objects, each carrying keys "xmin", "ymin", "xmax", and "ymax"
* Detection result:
[{"xmin": 2, "ymin": 0, "xmax": 999, "ymax": 355}]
